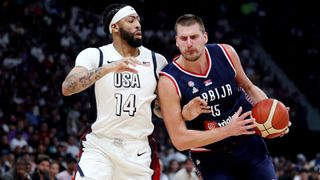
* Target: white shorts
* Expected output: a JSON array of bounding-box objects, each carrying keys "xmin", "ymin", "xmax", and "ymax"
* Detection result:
[{"xmin": 75, "ymin": 133, "xmax": 154, "ymax": 180}]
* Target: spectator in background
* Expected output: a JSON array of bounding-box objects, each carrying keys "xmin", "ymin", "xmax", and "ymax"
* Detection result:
[
  {"xmin": 9, "ymin": 130, "xmax": 28, "ymax": 152},
  {"xmin": 172, "ymin": 158, "xmax": 200, "ymax": 180},
  {"xmin": 49, "ymin": 161, "xmax": 59, "ymax": 180},
  {"xmin": 1, "ymin": 157, "xmax": 31, "ymax": 180},
  {"xmin": 65, "ymin": 135, "xmax": 79, "ymax": 159},
  {"xmin": 159, "ymin": 159, "xmax": 169, "ymax": 180},
  {"xmin": 56, "ymin": 158, "xmax": 77, "ymax": 180},
  {"xmin": 30, "ymin": 154, "xmax": 50, "ymax": 180},
  {"xmin": 167, "ymin": 159, "xmax": 181, "ymax": 179}
]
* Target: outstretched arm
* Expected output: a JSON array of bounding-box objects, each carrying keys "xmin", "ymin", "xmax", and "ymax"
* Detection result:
[
  {"xmin": 220, "ymin": 44, "xmax": 268, "ymax": 105},
  {"xmin": 62, "ymin": 57, "xmax": 142, "ymax": 96},
  {"xmin": 157, "ymin": 75, "xmax": 256, "ymax": 151}
]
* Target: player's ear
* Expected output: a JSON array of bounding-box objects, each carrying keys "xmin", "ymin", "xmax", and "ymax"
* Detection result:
[
  {"xmin": 111, "ymin": 24, "xmax": 119, "ymax": 33},
  {"xmin": 175, "ymin": 36, "xmax": 178, "ymax": 47},
  {"xmin": 204, "ymin": 32, "xmax": 208, "ymax": 44}
]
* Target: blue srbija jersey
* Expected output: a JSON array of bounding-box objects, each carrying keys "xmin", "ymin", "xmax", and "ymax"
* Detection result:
[{"xmin": 160, "ymin": 43, "xmax": 252, "ymax": 149}]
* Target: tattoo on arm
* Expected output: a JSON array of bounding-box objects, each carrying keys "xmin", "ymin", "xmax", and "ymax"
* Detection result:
[{"xmin": 64, "ymin": 67, "xmax": 104, "ymax": 94}]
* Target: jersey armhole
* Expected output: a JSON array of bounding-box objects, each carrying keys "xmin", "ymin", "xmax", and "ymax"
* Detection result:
[
  {"xmin": 217, "ymin": 44, "xmax": 237, "ymax": 77},
  {"xmin": 87, "ymin": 47, "xmax": 104, "ymax": 125},
  {"xmin": 151, "ymin": 51, "xmax": 158, "ymax": 81},
  {"xmin": 159, "ymin": 71, "xmax": 181, "ymax": 98}
]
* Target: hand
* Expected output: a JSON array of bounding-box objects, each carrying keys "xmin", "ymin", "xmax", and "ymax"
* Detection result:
[
  {"xmin": 110, "ymin": 57, "xmax": 142, "ymax": 73},
  {"xmin": 279, "ymin": 121, "xmax": 292, "ymax": 137},
  {"xmin": 182, "ymin": 97, "xmax": 211, "ymax": 121},
  {"xmin": 279, "ymin": 107, "xmax": 291, "ymax": 137},
  {"xmin": 226, "ymin": 107, "xmax": 257, "ymax": 136}
]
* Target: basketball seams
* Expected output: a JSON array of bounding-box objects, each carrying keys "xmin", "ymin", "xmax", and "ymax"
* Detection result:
[
  {"xmin": 263, "ymin": 99, "xmax": 278, "ymax": 129},
  {"xmin": 253, "ymin": 98, "xmax": 289, "ymax": 138},
  {"xmin": 273, "ymin": 103, "xmax": 289, "ymax": 129}
]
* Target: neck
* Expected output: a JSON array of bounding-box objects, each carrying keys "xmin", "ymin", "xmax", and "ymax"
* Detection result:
[
  {"xmin": 112, "ymin": 38, "xmax": 139, "ymax": 57},
  {"xmin": 177, "ymin": 52, "xmax": 207, "ymax": 74}
]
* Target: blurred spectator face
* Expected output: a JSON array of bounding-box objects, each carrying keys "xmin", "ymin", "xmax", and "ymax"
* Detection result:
[
  {"xmin": 15, "ymin": 161, "xmax": 29, "ymax": 178},
  {"xmin": 49, "ymin": 162, "xmax": 60, "ymax": 177},
  {"xmin": 185, "ymin": 159, "xmax": 194, "ymax": 173},
  {"xmin": 38, "ymin": 159, "xmax": 50, "ymax": 175},
  {"xmin": 169, "ymin": 159, "xmax": 180, "ymax": 173},
  {"xmin": 1, "ymin": 134, "xmax": 8, "ymax": 144},
  {"xmin": 67, "ymin": 160, "xmax": 77, "ymax": 171}
]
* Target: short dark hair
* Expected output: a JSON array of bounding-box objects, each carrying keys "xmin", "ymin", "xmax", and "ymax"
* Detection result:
[
  {"xmin": 174, "ymin": 14, "xmax": 206, "ymax": 34},
  {"xmin": 102, "ymin": 4, "xmax": 128, "ymax": 34},
  {"xmin": 36, "ymin": 154, "xmax": 50, "ymax": 164}
]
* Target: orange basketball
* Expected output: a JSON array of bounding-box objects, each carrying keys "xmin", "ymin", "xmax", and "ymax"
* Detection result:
[{"xmin": 252, "ymin": 98, "xmax": 289, "ymax": 138}]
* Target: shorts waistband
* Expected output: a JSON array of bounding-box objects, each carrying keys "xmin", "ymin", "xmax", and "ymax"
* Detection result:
[{"xmin": 91, "ymin": 132, "xmax": 149, "ymax": 143}]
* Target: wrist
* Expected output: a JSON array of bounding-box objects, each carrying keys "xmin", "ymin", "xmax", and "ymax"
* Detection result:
[{"xmin": 182, "ymin": 106, "xmax": 192, "ymax": 121}]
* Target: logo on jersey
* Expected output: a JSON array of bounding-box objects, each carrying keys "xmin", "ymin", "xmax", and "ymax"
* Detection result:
[
  {"xmin": 142, "ymin": 61, "xmax": 151, "ymax": 67},
  {"xmin": 188, "ymin": 81, "xmax": 195, "ymax": 87},
  {"xmin": 188, "ymin": 81, "xmax": 199, "ymax": 94},
  {"xmin": 204, "ymin": 79, "xmax": 212, "ymax": 86},
  {"xmin": 204, "ymin": 120, "xmax": 218, "ymax": 130},
  {"xmin": 114, "ymin": 73, "xmax": 141, "ymax": 88}
]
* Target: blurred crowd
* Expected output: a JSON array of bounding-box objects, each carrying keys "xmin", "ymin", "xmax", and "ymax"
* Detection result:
[{"xmin": 0, "ymin": 0, "xmax": 319, "ymax": 179}]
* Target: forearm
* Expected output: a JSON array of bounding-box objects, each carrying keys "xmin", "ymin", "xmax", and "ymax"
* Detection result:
[
  {"xmin": 170, "ymin": 126, "xmax": 231, "ymax": 151},
  {"xmin": 245, "ymin": 85, "xmax": 268, "ymax": 105},
  {"xmin": 62, "ymin": 66, "xmax": 107, "ymax": 96}
]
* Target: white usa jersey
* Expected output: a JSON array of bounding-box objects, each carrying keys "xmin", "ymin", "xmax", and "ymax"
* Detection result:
[{"xmin": 75, "ymin": 44, "xmax": 167, "ymax": 139}]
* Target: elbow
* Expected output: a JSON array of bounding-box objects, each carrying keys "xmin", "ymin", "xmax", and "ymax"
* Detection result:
[
  {"xmin": 175, "ymin": 145, "xmax": 188, "ymax": 152},
  {"xmin": 61, "ymin": 83, "xmax": 72, "ymax": 96},
  {"xmin": 171, "ymin": 138, "xmax": 190, "ymax": 151}
]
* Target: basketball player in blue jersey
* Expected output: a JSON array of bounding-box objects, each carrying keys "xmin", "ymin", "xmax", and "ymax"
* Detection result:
[
  {"xmin": 158, "ymin": 14, "xmax": 289, "ymax": 179},
  {"xmin": 61, "ymin": 4, "xmax": 167, "ymax": 180}
]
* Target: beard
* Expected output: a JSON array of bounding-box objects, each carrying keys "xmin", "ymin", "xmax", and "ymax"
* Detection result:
[
  {"xmin": 119, "ymin": 28, "xmax": 142, "ymax": 47},
  {"xmin": 182, "ymin": 53, "xmax": 201, "ymax": 62}
]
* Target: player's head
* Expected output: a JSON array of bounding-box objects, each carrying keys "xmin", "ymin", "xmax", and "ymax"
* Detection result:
[
  {"xmin": 174, "ymin": 14, "xmax": 205, "ymax": 34},
  {"xmin": 103, "ymin": 4, "xmax": 142, "ymax": 47},
  {"xmin": 174, "ymin": 14, "xmax": 208, "ymax": 62}
]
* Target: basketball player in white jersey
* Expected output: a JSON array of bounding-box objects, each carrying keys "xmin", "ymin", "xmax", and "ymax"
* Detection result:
[{"xmin": 61, "ymin": 4, "xmax": 167, "ymax": 180}]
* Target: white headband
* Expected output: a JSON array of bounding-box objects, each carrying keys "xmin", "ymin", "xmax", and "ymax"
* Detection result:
[{"xmin": 109, "ymin": 6, "xmax": 137, "ymax": 34}]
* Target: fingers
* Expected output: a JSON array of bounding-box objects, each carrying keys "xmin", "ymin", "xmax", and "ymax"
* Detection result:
[
  {"xmin": 239, "ymin": 110, "xmax": 251, "ymax": 120},
  {"xmin": 286, "ymin": 106, "xmax": 290, "ymax": 112},
  {"xmin": 191, "ymin": 97, "xmax": 211, "ymax": 114},
  {"xmin": 284, "ymin": 127, "xmax": 289, "ymax": 134},
  {"xmin": 112, "ymin": 57, "xmax": 141, "ymax": 73},
  {"xmin": 200, "ymin": 106, "xmax": 211, "ymax": 113},
  {"xmin": 233, "ymin": 106, "xmax": 243, "ymax": 117},
  {"xmin": 125, "ymin": 57, "xmax": 142, "ymax": 66},
  {"xmin": 193, "ymin": 97, "xmax": 208, "ymax": 106}
]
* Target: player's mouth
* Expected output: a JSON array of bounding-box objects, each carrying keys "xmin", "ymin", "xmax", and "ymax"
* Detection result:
[{"xmin": 135, "ymin": 31, "xmax": 142, "ymax": 38}]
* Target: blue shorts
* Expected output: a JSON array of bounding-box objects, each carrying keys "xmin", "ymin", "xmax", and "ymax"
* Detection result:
[{"xmin": 190, "ymin": 135, "xmax": 277, "ymax": 180}]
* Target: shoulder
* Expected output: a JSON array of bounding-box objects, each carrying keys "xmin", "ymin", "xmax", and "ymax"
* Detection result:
[
  {"xmin": 217, "ymin": 43, "xmax": 237, "ymax": 54},
  {"xmin": 154, "ymin": 52, "xmax": 168, "ymax": 68},
  {"xmin": 98, "ymin": 44, "xmax": 113, "ymax": 53},
  {"xmin": 205, "ymin": 43, "xmax": 234, "ymax": 51},
  {"xmin": 75, "ymin": 47, "xmax": 104, "ymax": 69},
  {"xmin": 76, "ymin": 47, "xmax": 100, "ymax": 59},
  {"xmin": 140, "ymin": 46, "xmax": 168, "ymax": 67}
]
